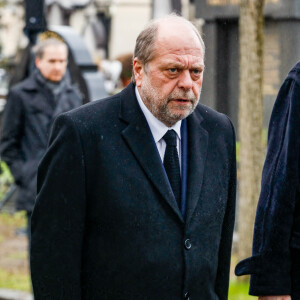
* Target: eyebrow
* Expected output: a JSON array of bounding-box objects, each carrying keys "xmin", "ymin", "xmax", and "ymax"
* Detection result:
[{"xmin": 164, "ymin": 62, "xmax": 205, "ymax": 69}]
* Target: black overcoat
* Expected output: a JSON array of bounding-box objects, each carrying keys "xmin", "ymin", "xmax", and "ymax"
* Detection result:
[
  {"xmin": 0, "ymin": 71, "xmax": 82, "ymax": 211},
  {"xmin": 30, "ymin": 83, "xmax": 236, "ymax": 300},
  {"xmin": 235, "ymin": 61, "xmax": 300, "ymax": 298}
]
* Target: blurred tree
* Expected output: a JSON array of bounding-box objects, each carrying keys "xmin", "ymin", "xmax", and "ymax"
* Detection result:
[{"xmin": 237, "ymin": 0, "xmax": 265, "ymax": 274}]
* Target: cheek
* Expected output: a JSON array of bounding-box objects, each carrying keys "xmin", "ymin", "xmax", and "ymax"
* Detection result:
[
  {"xmin": 193, "ymin": 79, "xmax": 203, "ymax": 95},
  {"xmin": 152, "ymin": 77, "xmax": 177, "ymax": 95},
  {"xmin": 43, "ymin": 64, "xmax": 52, "ymax": 74},
  {"xmin": 146, "ymin": 70, "xmax": 178, "ymax": 97},
  {"xmin": 60, "ymin": 64, "xmax": 67, "ymax": 71},
  {"xmin": 40, "ymin": 67, "xmax": 50, "ymax": 77},
  {"xmin": 164, "ymin": 84, "xmax": 178, "ymax": 97}
]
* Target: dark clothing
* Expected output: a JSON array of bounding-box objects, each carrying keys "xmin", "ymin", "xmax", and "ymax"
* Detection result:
[
  {"xmin": 292, "ymin": 249, "xmax": 300, "ymax": 297},
  {"xmin": 235, "ymin": 61, "xmax": 300, "ymax": 298},
  {"xmin": 30, "ymin": 83, "xmax": 236, "ymax": 299},
  {"xmin": 0, "ymin": 70, "xmax": 82, "ymax": 212},
  {"xmin": 163, "ymin": 129, "xmax": 182, "ymax": 208}
]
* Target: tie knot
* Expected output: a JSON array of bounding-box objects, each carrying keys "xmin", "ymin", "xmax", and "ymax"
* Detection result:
[{"xmin": 163, "ymin": 130, "xmax": 177, "ymax": 147}]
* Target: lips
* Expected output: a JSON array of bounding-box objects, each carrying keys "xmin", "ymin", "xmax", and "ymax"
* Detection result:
[
  {"xmin": 176, "ymin": 99, "xmax": 189, "ymax": 102},
  {"xmin": 171, "ymin": 99, "xmax": 192, "ymax": 104}
]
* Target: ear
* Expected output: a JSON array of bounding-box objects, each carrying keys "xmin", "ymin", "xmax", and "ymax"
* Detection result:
[
  {"xmin": 133, "ymin": 58, "xmax": 144, "ymax": 87},
  {"xmin": 35, "ymin": 57, "xmax": 41, "ymax": 69}
]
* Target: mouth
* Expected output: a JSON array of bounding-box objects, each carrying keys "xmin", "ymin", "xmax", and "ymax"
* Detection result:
[{"xmin": 171, "ymin": 99, "xmax": 192, "ymax": 105}]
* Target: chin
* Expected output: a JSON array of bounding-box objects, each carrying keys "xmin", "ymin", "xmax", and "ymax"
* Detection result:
[
  {"xmin": 171, "ymin": 109, "xmax": 191, "ymax": 119},
  {"xmin": 50, "ymin": 77, "xmax": 62, "ymax": 82}
]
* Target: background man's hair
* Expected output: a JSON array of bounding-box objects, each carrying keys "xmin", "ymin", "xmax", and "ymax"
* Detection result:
[
  {"xmin": 33, "ymin": 38, "xmax": 68, "ymax": 59},
  {"xmin": 132, "ymin": 13, "xmax": 205, "ymax": 83},
  {"xmin": 116, "ymin": 53, "xmax": 133, "ymax": 81}
]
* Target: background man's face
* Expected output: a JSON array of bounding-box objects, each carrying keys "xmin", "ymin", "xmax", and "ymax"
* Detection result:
[
  {"xmin": 134, "ymin": 21, "xmax": 204, "ymax": 127},
  {"xmin": 35, "ymin": 44, "xmax": 68, "ymax": 82}
]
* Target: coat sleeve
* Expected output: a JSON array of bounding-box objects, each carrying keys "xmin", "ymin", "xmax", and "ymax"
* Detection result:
[
  {"xmin": 30, "ymin": 113, "xmax": 86, "ymax": 300},
  {"xmin": 235, "ymin": 63, "xmax": 300, "ymax": 296},
  {"xmin": 0, "ymin": 89, "xmax": 25, "ymax": 184},
  {"xmin": 215, "ymin": 117, "xmax": 237, "ymax": 299}
]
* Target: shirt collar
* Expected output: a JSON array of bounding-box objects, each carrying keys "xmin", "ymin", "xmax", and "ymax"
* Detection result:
[{"xmin": 135, "ymin": 86, "xmax": 181, "ymax": 143}]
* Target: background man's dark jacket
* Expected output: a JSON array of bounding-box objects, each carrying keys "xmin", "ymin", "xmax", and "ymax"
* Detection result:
[
  {"xmin": 235, "ymin": 61, "xmax": 300, "ymax": 298},
  {"xmin": 0, "ymin": 71, "xmax": 82, "ymax": 212},
  {"xmin": 30, "ymin": 83, "xmax": 236, "ymax": 300}
]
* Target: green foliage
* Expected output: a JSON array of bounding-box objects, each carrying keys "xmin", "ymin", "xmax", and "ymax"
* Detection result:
[
  {"xmin": 0, "ymin": 161, "xmax": 13, "ymax": 182},
  {"xmin": 0, "ymin": 269, "xmax": 31, "ymax": 292},
  {"xmin": 229, "ymin": 280, "xmax": 254, "ymax": 299},
  {"xmin": 262, "ymin": 127, "xmax": 268, "ymax": 149},
  {"xmin": 0, "ymin": 56, "xmax": 11, "ymax": 70},
  {"xmin": 0, "ymin": 161, "xmax": 14, "ymax": 200},
  {"xmin": 0, "ymin": 211, "xmax": 26, "ymax": 227},
  {"xmin": 0, "ymin": 211, "xmax": 29, "ymax": 291},
  {"xmin": 6, "ymin": 251, "xmax": 27, "ymax": 260}
]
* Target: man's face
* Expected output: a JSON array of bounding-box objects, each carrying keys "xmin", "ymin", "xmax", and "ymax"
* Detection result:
[
  {"xmin": 134, "ymin": 21, "xmax": 205, "ymax": 127},
  {"xmin": 35, "ymin": 44, "xmax": 68, "ymax": 82}
]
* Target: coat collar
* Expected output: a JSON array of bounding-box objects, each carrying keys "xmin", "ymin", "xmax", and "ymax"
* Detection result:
[
  {"xmin": 22, "ymin": 70, "xmax": 73, "ymax": 92},
  {"xmin": 21, "ymin": 71, "xmax": 78, "ymax": 118},
  {"xmin": 119, "ymin": 83, "xmax": 209, "ymax": 224}
]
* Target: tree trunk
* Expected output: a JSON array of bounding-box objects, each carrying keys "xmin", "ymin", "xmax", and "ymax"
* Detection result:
[{"xmin": 237, "ymin": 0, "xmax": 265, "ymax": 270}]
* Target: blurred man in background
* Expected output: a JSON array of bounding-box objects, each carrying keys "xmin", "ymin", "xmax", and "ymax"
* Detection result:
[{"xmin": 0, "ymin": 38, "xmax": 82, "ymax": 241}]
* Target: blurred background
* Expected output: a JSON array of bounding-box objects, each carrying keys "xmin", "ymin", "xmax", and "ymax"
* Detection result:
[{"xmin": 0, "ymin": 0, "xmax": 299, "ymax": 299}]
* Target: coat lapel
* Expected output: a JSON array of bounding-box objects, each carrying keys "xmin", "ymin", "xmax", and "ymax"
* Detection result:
[
  {"xmin": 24, "ymin": 75, "xmax": 55, "ymax": 117},
  {"xmin": 185, "ymin": 109, "xmax": 209, "ymax": 225},
  {"xmin": 119, "ymin": 84, "xmax": 184, "ymax": 223}
]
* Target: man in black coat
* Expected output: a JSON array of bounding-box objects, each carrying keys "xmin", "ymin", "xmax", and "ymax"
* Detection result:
[
  {"xmin": 235, "ymin": 61, "xmax": 300, "ymax": 300},
  {"xmin": 0, "ymin": 38, "xmax": 82, "ymax": 235},
  {"xmin": 30, "ymin": 15, "xmax": 236, "ymax": 300}
]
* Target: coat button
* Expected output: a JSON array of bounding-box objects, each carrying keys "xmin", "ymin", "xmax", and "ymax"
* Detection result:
[
  {"xmin": 184, "ymin": 291, "xmax": 190, "ymax": 299},
  {"xmin": 184, "ymin": 239, "xmax": 192, "ymax": 250}
]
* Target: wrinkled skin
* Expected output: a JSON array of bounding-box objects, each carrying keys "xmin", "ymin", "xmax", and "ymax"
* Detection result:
[{"xmin": 134, "ymin": 19, "xmax": 205, "ymax": 127}]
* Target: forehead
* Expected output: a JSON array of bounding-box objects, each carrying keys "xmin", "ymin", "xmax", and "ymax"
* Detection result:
[
  {"xmin": 152, "ymin": 20, "xmax": 204, "ymax": 66},
  {"xmin": 42, "ymin": 44, "xmax": 68, "ymax": 60}
]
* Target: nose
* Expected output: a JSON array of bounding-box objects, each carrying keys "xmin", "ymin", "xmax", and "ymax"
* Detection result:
[
  {"xmin": 54, "ymin": 62, "xmax": 62, "ymax": 69},
  {"xmin": 177, "ymin": 70, "xmax": 193, "ymax": 90}
]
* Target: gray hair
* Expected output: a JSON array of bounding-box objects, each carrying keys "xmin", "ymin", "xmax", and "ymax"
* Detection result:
[
  {"xmin": 33, "ymin": 38, "xmax": 68, "ymax": 59},
  {"xmin": 132, "ymin": 14, "xmax": 205, "ymax": 83}
]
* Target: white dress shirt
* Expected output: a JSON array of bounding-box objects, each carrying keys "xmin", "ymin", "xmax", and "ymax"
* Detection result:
[{"xmin": 135, "ymin": 86, "xmax": 182, "ymax": 171}]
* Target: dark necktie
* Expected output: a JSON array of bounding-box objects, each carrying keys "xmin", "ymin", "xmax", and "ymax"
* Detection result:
[{"xmin": 163, "ymin": 130, "xmax": 181, "ymax": 208}]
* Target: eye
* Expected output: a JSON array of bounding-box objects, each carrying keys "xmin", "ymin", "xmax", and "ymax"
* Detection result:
[
  {"xmin": 192, "ymin": 69, "xmax": 202, "ymax": 75},
  {"xmin": 169, "ymin": 68, "xmax": 178, "ymax": 73}
]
